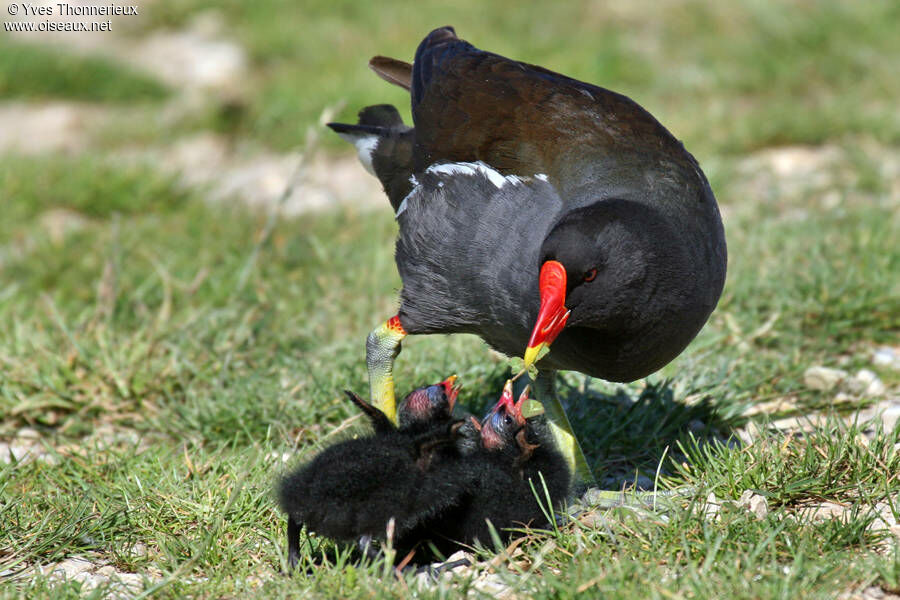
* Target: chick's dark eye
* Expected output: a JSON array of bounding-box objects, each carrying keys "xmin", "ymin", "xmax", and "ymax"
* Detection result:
[{"xmin": 584, "ymin": 268, "xmax": 598, "ymax": 282}]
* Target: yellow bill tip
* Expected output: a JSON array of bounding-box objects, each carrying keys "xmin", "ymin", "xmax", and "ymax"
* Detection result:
[{"xmin": 523, "ymin": 343, "xmax": 545, "ymax": 369}]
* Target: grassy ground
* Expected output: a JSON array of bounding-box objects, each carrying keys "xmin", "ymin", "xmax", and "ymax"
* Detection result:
[
  {"xmin": 2, "ymin": 0, "xmax": 900, "ymax": 598},
  {"xmin": 136, "ymin": 0, "xmax": 900, "ymax": 154}
]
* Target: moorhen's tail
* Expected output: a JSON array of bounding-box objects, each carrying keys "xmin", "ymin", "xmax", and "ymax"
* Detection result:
[
  {"xmin": 369, "ymin": 56, "xmax": 412, "ymax": 90},
  {"xmin": 327, "ymin": 104, "xmax": 415, "ymax": 211}
]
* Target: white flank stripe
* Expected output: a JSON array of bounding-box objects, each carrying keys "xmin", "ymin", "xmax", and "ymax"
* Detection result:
[
  {"xmin": 396, "ymin": 196, "xmax": 410, "ymax": 217},
  {"xmin": 425, "ymin": 161, "xmax": 508, "ymax": 188},
  {"xmin": 396, "ymin": 161, "xmax": 550, "ymax": 218}
]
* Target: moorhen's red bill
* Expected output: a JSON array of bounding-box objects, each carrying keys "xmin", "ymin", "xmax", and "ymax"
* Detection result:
[{"xmin": 328, "ymin": 26, "xmax": 727, "ymax": 484}]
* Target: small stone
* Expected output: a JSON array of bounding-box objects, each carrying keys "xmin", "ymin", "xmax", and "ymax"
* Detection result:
[
  {"xmin": 472, "ymin": 572, "xmax": 515, "ymax": 597},
  {"xmin": 743, "ymin": 396, "xmax": 800, "ymax": 417},
  {"xmin": 805, "ymin": 501, "xmax": 848, "ymax": 522},
  {"xmin": 17, "ymin": 428, "xmax": 41, "ymax": 440},
  {"xmin": 265, "ymin": 451, "xmax": 292, "ymax": 463},
  {"xmin": 444, "ymin": 550, "xmax": 473, "ymax": 572},
  {"xmin": 873, "ymin": 347, "xmax": 900, "ymax": 370},
  {"xmin": 873, "ymin": 502, "xmax": 899, "ymax": 529},
  {"xmin": 0, "ymin": 443, "xmax": 37, "ymax": 464},
  {"xmin": 84, "ymin": 573, "xmax": 109, "ymax": 588},
  {"xmin": 834, "ymin": 392, "xmax": 854, "ymax": 404},
  {"xmin": 115, "ymin": 572, "xmax": 145, "ymax": 588},
  {"xmin": 736, "ymin": 422, "xmax": 762, "ymax": 444},
  {"xmin": 803, "ymin": 366, "xmax": 848, "ymax": 391},
  {"xmin": 738, "ymin": 490, "xmax": 769, "ymax": 519},
  {"xmin": 848, "ymin": 369, "xmax": 886, "ymax": 397},
  {"xmin": 96, "ymin": 565, "xmax": 117, "ymax": 577},
  {"xmin": 414, "ymin": 552, "xmax": 477, "ymax": 588},
  {"xmin": 772, "ymin": 417, "xmax": 802, "ymax": 431},
  {"xmin": 855, "ymin": 398, "xmax": 900, "ymax": 430},
  {"xmin": 772, "ymin": 414, "xmax": 828, "ymax": 431},
  {"xmin": 51, "ymin": 557, "xmax": 95, "ymax": 579},
  {"xmin": 883, "ymin": 404, "xmax": 900, "ymax": 431},
  {"xmin": 413, "ymin": 570, "xmax": 431, "ymax": 588},
  {"xmin": 578, "ymin": 509, "xmax": 609, "ymax": 528},
  {"xmin": 703, "ymin": 492, "xmax": 720, "ymax": 520}
]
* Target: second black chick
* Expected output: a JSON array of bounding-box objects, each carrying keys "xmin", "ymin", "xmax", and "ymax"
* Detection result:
[
  {"xmin": 278, "ymin": 376, "xmax": 470, "ymax": 567},
  {"xmin": 404, "ymin": 381, "xmax": 572, "ymax": 557}
]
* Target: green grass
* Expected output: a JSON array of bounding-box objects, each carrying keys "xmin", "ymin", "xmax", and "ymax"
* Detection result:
[
  {"xmin": 1, "ymin": 145, "xmax": 897, "ymax": 597},
  {"xmin": 134, "ymin": 0, "xmax": 900, "ymax": 154},
  {"xmin": 2, "ymin": 1, "xmax": 897, "ymax": 153},
  {"xmin": 1, "ymin": 0, "xmax": 899, "ymax": 597},
  {"xmin": 0, "ymin": 40, "xmax": 169, "ymax": 102},
  {"xmin": 0, "ymin": 155, "xmax": 188, "ymax": 221}
]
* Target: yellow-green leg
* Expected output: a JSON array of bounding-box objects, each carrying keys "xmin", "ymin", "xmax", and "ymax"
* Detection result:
[
  {"xmin": 531, "ymin": 369, "xmax": 595, "ymax": 489},
  {"xmin": 366, "ymin": 315, "xmax": 407, "ymax": 425}
]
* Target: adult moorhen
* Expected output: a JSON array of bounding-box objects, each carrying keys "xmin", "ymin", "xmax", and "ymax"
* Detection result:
[{"xmin": 328, "ymin": 26, "xmax": 727, "ymax": 483}]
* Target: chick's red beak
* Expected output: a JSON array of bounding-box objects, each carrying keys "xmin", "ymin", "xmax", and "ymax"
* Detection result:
[
  {"xmin": 481, "ymin": 380, "xmax": 516, "ymax": 449},
  {"xmin": 491, "ymin": 380, "xmax": 528, "ymax": 423},
  {"xmin": 438, "ymin": 374, "xmax": 459, "ymax": 412},
  {"xmin": 511, "ymin": 386, "xmax": 531, "ymax": 425},
  {"xmin": 497, "ymin": 379, "xmax": 515, "ymax": 412},
  {"xmin": 524, "ymin": 260, "xmax": 571, "ymax": 367}
]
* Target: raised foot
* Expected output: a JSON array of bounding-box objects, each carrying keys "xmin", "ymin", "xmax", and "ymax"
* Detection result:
[{"xmin": 366, "ymin": 315, "xmax": 407, "ymax": 424}]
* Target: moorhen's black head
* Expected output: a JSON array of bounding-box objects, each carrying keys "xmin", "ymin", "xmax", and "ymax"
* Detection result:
[
  {"xmin": 397, "ymin": 374, "xmax": 459, "ymax": 429},
  {"xmin": 524, "ymin": 199, "xmax": 687, "ymax": 370}
]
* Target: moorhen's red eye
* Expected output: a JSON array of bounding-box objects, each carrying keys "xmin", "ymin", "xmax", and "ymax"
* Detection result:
[{"xmin": 584, "ymin": 268, "xmax": 598, "ymax": 282}]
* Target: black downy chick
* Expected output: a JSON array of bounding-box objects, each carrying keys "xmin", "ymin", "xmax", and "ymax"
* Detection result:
[
  {"xmin": 408, "ymin": 381, "xmax": 571, "ymax": 556},
  {"xmin": 278, "ymin": 376, "xmax": 468, "ymax": 567},
  {"xmin": 481, "ymin": 381, "xmax": 573, "ymax": 504}
]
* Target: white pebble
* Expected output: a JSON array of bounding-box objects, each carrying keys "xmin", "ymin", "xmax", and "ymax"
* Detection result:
[
  {"xmin": 873, "ymin": 347, "xmax": 899, "ymax": 370},
  {"xmin": 803, "ymin": 366, "xmax": 848, "ymax": 391},
  {"xmin": 849, "ymin": 369, "xmax": 886, "ymax": 397}
]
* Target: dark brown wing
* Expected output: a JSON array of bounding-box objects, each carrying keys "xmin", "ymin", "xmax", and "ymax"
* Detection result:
[{"xmin": 409, "ymin": 27, "xmax": 693, "ymax": 199}]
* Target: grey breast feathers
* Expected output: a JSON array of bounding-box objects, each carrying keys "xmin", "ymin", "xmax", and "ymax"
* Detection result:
[{"xmin": 395, "ymin": 162, "xmax": 563, "ymax": 338}]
